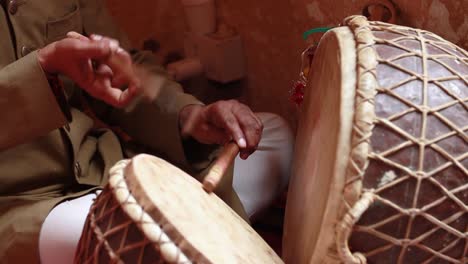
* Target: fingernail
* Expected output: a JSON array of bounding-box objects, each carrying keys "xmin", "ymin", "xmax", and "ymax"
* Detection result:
[
  {"xmin": 67, "ymin": 31, "xmax": 79, "ymax": 39},
  {"xmin": 238, "ymin": 138, "xmax": 247, "ymax": 148},
  {"xmin": 109, "ymin": 41, "xmax": 119, "ymax": 51},
  {"xmin": 91, "ymin": 34, "xmax": 103, "ymax": 40}
]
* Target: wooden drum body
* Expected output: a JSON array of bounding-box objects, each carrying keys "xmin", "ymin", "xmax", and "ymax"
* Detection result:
[
  {"xmin": 75, "ymin": 154, "xmax": 282, "ymax": 264},
  {"xmin": 284, "ymin": 16, "xmax": 467, "ymax": 263}
]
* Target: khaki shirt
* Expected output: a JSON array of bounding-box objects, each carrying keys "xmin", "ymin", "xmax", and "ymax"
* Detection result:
[{"xmin": 0, "ymin": 0, "xmax": 247, "ymax": 262}]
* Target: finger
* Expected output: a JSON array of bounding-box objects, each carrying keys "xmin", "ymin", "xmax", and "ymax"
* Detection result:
[
  {"xmin": 239, "ymin": 110, "xmax": 263, "ymax": 150},
  {"xmin": 90, "ymin": 34, "xmax": 120, "ymax": 46},
  {"xmin": 233, "ymin": 106, "xmax": 263, "ymax": 159},
  {"xmin": 86, "ymin": 76, "xmax": 136, "ymax": 108},
  {"xmin": 240, "ymin": 106, "xmax": 263, "ymax": 131},
  {"xmin": 74, "ymin": 41, "xmax": 113, "ymax": 61},
  {"xmin": 109, "ymin": 51, "xmax": 138, "ymax": 87},
  {"xmin": 210, "ymin": 105, "xmax": 247, "ymax": 149},
  {"xmin": 109, "ymin": 54, "xmax": 127, "ymax": 88},
  {"xmin": 111, "ymin": 76, "xmax": 125, "ymax": 89},
  {"xmin": 95, "ymin": 63, "xmax": 114, "ymax": 78},
  {"xmin": 79, "ymin": 59, "xmax": 96, "ymax": 88},
  {"xmin": 116, "ymin": 84, "xmax": 139, "ymax": 107},
  {"xmin": 109, "ymin": 48, "xmax": 139, "ymax": 85},
  {"xmin": 181, "ymin": 105, "xmax": 203, "ymax": 138},
  {"xmin": 80, "ymin": 74, "xmax": 110, "ymax": 100},
  {"xmin": 90, "ymin": 35, "xmax": 120, "ymax": 53},
  {"xmin": 197, "ymin": 125, "xmax": 231, "ymax": 145},
  {"xmin": 251, "ymin": 112, "xmax": 263, "ymax": 129},
  {"xmin": 67, "ymin": 31, "xmax": 89, "ymax": 41},
  {"xmin": 240, "ymin": 149, "xmax": 254, "ymax": 160}
]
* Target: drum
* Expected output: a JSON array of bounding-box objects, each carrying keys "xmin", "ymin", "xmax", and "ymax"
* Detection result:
[
  {"xmin": 75, "ymin": 154, "xmax": 282, "ymax": 263},
  {"xmin": 284, "ymin": 16, "xmax": 467, "ymax": 263}
]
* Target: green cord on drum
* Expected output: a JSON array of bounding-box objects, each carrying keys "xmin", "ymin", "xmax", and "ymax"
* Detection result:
[{"xmin": 302, "ymin": 27, "xmax": 334, "ymax": 40}]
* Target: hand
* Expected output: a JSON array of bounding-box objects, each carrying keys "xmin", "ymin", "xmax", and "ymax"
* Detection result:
[
  {"xmin": 68, "ymin": 32, "xmax": 140, "ymax": 91},
  {"xmin": 179, "ymin": 100, "xmax": 263, "ymax": 160},
  {"xmin": 37, "ymin": 33, "xmax": 140, "ymax": 108}
]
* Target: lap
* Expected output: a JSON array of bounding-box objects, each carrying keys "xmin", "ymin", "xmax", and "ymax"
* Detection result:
[
  {"xmin": 233, "ymin": 112, "xmax": 294, "ymax": 217},
  {"xmin": 39, "ymin": 192, "xmax": 98, "ymax": 264}
]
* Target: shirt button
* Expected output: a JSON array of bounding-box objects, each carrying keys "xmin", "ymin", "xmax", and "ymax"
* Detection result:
[
  {"xmin": 74, "ymin": 162, "xmax": 82, "ymax": 177},
  {"xmin": 21, "ymin": 46, "xmax": 34, "ymax": 57},
  {"xmin": 8, "ymin": 0, "xmax": 18, "ymax": 15}
]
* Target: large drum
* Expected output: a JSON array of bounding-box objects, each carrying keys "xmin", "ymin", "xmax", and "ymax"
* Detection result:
[
  {"xmin": 75, "ymin": 154, "xmax": 282, "ymax": 263},
  {"xmin": 284, "ymin": 16, "xmax": 467, "ymax": 263}
]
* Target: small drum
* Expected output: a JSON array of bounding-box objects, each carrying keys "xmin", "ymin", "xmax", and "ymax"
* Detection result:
[
  {"xmin": 284, "ymin": 16, "xmax": 467, "ymax": 263},
  {"xmin": 75, "ymin": 154, "xmax": 282, "ymax": 263}
]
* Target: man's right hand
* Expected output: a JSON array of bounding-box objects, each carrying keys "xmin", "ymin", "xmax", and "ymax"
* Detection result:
[{"xmin": 37, "ymin": 35, "xmax": 140, "ymax": 108}]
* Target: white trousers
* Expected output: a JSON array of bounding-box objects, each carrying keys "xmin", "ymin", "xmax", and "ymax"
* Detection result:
[{"xmin": 39, "ymin": 112, "xmax": 294, "ymax": 263}]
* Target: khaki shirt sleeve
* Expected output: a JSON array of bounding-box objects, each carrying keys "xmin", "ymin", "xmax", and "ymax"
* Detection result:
[{"xmin": 0, "ymin": 51, "xmax": 67, "ymax": 150}]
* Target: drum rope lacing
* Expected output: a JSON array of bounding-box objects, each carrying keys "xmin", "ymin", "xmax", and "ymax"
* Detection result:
[
  {"xmin": 336, "ymin": 15, "xmax": 467, "ymax": 264},
  {"xmin": 75, "ymin": 159, "xmax": 192, "ymax": 264},
  {"xmin": 337, "ymin": 15, "xmax": 380, "ymax": 264}
]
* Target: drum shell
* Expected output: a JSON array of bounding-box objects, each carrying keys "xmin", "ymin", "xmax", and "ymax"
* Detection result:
[{"xmin": 74, "ymin": 183, "xmax": 168, "ymax": 263}]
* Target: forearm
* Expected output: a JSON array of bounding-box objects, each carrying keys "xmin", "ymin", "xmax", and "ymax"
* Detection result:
[{"xmin": 0, "ymin": 51, "xmax": 68, "ymax": 150}]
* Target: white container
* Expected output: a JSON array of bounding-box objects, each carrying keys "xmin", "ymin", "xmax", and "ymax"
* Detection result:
[
  {"xmin": 184, "ymin": 33, "xmax": 246, "ymax": 83},
  {"xmin": 181, "ymin": 0, "xmax": 216, "ymax": 35}
]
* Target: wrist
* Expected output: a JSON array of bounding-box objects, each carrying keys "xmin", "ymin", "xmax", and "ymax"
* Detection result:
[
  {"xmin": 45, "ymin": 71, "xmax": 73, "ymax": 122},
  {"xmin": 179, "ymin": 104, "xmax": 203, "ymax": 138},
  {"xmin": 179, "ymin": 104, "xmax": 202, "ymax": 125},
  {"xmin": 37, "ymin": 46, "xmax": 55, "ymax": 74}
]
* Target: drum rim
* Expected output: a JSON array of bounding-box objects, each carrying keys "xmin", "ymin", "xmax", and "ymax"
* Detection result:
[
  {"xmin": 283, "ymin": 15, "xmax": 382, "ymax": 263},
  {"xmin": 336, "ymin": 16, "xmax": 379, "ymax": 263},
  {"xmin": 108, "ymin": 158, "xmax": 192, "ymax": 263},
  {"xmin": 118, "ymin": 154, "xmax": 283, "ymax": 264},
  {"xmin": 283, "ymin": 22, "xmax": 361, "ymax": 263}
]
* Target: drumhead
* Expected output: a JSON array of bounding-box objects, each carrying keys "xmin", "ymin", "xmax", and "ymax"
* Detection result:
[
  {"xmin": 283, "ymin": 26, "xmax": 358, "ymax": 263},
  {"xmin": 123, "ymin": 154, "xmax": 282, "ymax": 264}
]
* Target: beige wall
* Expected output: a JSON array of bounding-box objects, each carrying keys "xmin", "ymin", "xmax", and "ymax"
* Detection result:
[{"xmin": 106, "ymin": 0, "xmax": 468, "ymax": 129}]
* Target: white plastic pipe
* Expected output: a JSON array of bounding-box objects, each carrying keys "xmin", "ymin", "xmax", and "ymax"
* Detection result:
[
  {"xmin": 167, "ymin": 58, "xmax": 204, "ymax": 81},
  {"xmin": 181, "ymin": 0, "xmax": 217, "ymax": 35}
]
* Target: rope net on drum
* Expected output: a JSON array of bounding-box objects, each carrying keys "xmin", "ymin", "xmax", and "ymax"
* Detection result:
[
  {"xmin": 341, "ymin": 16, "xmax": 467, "ymax": 264},
  {"xmin": 74, "ymin": 160, "xmax": 192, "ymax": 264}
]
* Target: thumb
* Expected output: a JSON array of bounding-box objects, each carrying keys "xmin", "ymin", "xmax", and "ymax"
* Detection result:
[
  {"xmin": 75, "ymin": 41, "xmax": 112, "ymax": 61},
  {"xmin": 67, "ymin": 31, "xmax": 90, "ymax": 42}
]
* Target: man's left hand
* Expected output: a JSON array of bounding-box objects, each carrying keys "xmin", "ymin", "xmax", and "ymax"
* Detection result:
[{"xmin": 179, "ymin": 100, "xmax": 263, "ymax": 160}]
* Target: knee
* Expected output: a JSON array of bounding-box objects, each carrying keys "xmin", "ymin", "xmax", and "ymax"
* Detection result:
[
  {"xmin": 255, "ymin": 112, "xmax": 295, "ymax": 187},
  {"xmin": 233, "ymin": 112, "xmax": 296, "ymax": 217},
  {"xmin": 256, "ymin": 112, "xmax": 295, "ymax": 146}
]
